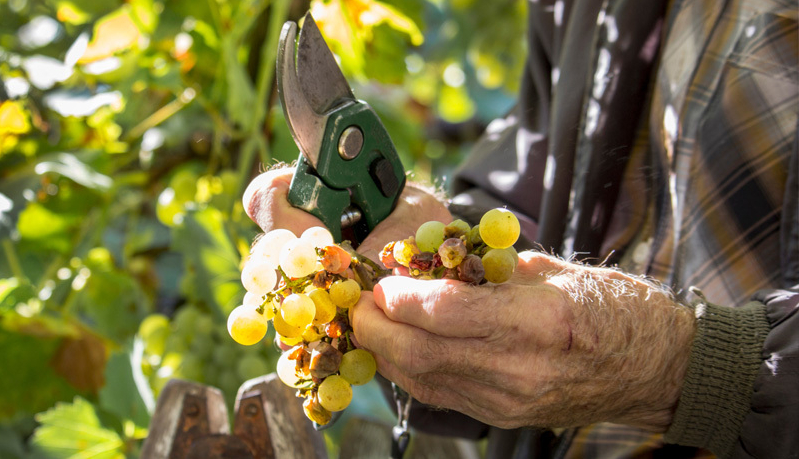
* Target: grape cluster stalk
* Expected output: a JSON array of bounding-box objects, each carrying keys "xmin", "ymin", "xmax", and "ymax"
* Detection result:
[{"xmin": 228, "ymin": 208, "xmax": 522, "ymax": 425}]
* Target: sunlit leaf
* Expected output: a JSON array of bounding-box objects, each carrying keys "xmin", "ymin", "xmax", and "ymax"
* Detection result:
[
  {"xmin": 438, "ymin": 84, "xmax": 475, "ymax": 123},
  {"xmin": 79, "ymin": 7, "xmax": 141, "ymax": 64},
  {"xmin": 57, "ymin": 1, "xmax": 92, "ymax": 25},
  {"xmin": 32, "ymin": 397, "xmax": 124, "ymax": 459},
  {"xmin": 17, "ymin": 203, "xmax": 80, "ymax": 254},
  {"xmin": 35, "ymin": 153, "xmax": 113, "ymax": 191},
  {"xmin": 0, "ymin": 277, "xmax": 36, "ymax": 315},
  {"xmin": 0, "ymin": 101, "xmax": 32, "ymax": 136}
]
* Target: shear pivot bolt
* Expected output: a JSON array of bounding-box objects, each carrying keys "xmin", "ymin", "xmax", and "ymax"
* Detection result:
[{"xmin": 338, "ymin": 126, "xmax": 363, "ymax": 160}]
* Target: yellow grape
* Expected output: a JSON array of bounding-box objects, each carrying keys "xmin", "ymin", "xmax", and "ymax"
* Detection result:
[
  {"xmin": 329, "ymin": 279, "xmax": 361, "ymax": 309},
  {"xmin": 301, "ymin": 226, "xmax": 335, "ymax": 249},
  {"xmin": 280, "ymin": 293, "xmax": 315, "ymax": 328},
  {"xmin": 302, "ymin": 324, "xmax": 326, "ymax": 342},
  {"xmin": 392, "ymin": 238, "xmax": 419, "ymax": 267},
  {"xmin": 227, "ymin": 305, "xmax": 268, "ymax": 346},
  {"xmin": 308, "ymin": 289, "xmax": 337, "ymax": 324},
  {"xmin": 272, "ymin": 312, "xmax": 304, "ymax": 339},
  {"xmin": 317, "ymin": 375, "xmax": 352, "ymax": 412},
  {"xmin": 479, "ymin": 208, "xmax": 520, "ymax": 249},
  {"xmin": 240, "ymin": 260, "xmax": 277, "ymax": 297},
  {"xmin": 303, "ymin": 395, "xmax": 332, "ymax": 425},
  {"xmin": 482, "ymin": 248, "xmax": 516, "ymax": 283},
  {"xmin": 279, "ymin": 238, "xmax": 318, "ymax": 278},
  {"xmin": 339, "ymin": 349, "xmax": 377, "ymax": 386},
  {"xmin": 251, "ymin": 229, "xmax": 296, "ymax": 267},
  {"xmin": 276, "ymin": 351, "xmax": 304, "ymax": 388}
]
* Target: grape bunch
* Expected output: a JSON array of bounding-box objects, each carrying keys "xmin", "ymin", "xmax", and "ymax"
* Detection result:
[
  {"xmin": 380, "ymin": 208, "xmax": 521, "ymax": 284},
  {"xmin": 227, "ymin": 207, "xmax": 522, "ymax": 425},
  {"xmin": 229, "ymin": 226, "xmax": 378, "ymax": 425}
]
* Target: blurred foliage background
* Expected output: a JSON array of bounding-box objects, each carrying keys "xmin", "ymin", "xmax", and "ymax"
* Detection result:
[{"xmin": 0, "ymin": 0, "xmax": 525, "ymax": 456}]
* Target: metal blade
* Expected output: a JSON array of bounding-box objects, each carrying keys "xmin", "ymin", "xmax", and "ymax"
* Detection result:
[
  {"xmin": 277, "ymin": 13, "xmax": 354, "ymax": 168},
  {"xmin": 297, "ymin": 13, "xmax": 355, "ymax": 113}
]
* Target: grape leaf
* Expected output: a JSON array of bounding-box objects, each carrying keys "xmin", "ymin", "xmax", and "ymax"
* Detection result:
[
  {"xmin": 31, "ymin": 397, "xmax": 125, "ymax": 459},
  {"xmin": 172, "ymin": 207, "xmax": 243, "ymax": 316},
  {"xmin": 98, "ymin": 341, "xmax": 154, "ymax": 429},
  {"xmin": 0, "ymin": 329, "xmax": 80, "ymax": 419}
]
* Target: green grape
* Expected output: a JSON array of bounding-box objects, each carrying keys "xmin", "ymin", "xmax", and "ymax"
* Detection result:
[
  {"xmin": 179, "ymin": 353, "xmax": 204, "ymax": 381},
  {"xmin": 482, "ymin": 248, "xmax": 516, "ymax": 283},
  {"xmin": 139, "ymin": 314, "xmax": 170, "ymax": 356},
  {"xmin": 170, "ymin": 169, "xmax": 198, "ymax": 203},
  {"xmin": 339, "ymin": 349, "xmax": 377, "ymax": 386},
  {"xmin": 479, "ymin": 208, "xmax": 520, "ymax": 249},
  {"xmin": 308, "ymin": 289, "xmax": 337, "ymax": 324},
  {"xmin": 190, "ymin": 334, "xmax": 214, "ymax": 359},
  {"xmin": 227, "ymin": 305, "xmax": 268, "ymax": 345},
  {"xmin": 329, "ymin": 279, "xmax": 361, "ymax": 309},
  {"xmin": 280, "ymin": 293, "xmax": 316, "ymax": 328},
  {"xmin": 279, "ymin": 238, "xmax": 318, "ymax": 278},
  {"xmin": 504, "ymin": 246, "xmax": 520, "ymax": 269},
  {"xmin": 317, "ymin": 375, "xmax": 352, "ymax": 412},
  {"xmin": 443, "ymin": 219, "xmax": 471, "ymax": 239},
  {"xmin": 415, "ymin": 221, "xmax": 445, "ymax": 252},
  {"xmin": 236, "ymin": 354, "xmax": 270, "ymax": 381},
  {"xmin": 155, "ymin": 188, "xmax": 185, "ymax": 227},
  {"xmin": 212, "ymin": 345, "xmax": 239, "ymax": 368}
]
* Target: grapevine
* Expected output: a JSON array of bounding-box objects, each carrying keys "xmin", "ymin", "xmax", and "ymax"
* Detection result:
[{"xmin": 229, "ymin": 208, "xmax": 522, "ymax": 426}]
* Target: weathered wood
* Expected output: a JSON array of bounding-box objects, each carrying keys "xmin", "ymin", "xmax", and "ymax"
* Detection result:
[
  {"xmin": 236, "ymin": 373, "xmax": 328, "ymax": 459},
  {"xmin": 338, "ymin": 417, "xmax": 481, "ymax": 459},
  {"xmin": 141, "ymin": 379, "xmax": 230, "ymax": 459}
]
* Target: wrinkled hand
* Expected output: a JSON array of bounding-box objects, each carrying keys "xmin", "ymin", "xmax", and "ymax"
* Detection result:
[
  {"xmin": 351, "ymin": 251, "xmax": 697, "ymax": 432},
  {"xmin": 242, "ymin": 167, "xmax": 451, "ymax": 260}
]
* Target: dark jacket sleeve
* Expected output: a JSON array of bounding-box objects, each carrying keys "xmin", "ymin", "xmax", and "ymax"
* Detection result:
[{"xmin": 664, "ymin": 288, "xmax": 799, "ymax": 459}]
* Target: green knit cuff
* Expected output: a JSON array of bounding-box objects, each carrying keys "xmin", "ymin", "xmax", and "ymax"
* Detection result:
[{"xmin": 664, "ymin": 300, "xmax": 769, "ymax": 458}]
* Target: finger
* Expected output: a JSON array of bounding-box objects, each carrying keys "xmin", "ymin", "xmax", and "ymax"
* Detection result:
[
  {"xmin": 373, "ymin": 353, "xmax": 532, "ymax": 428},
  {"xmin": 242, "ymin": 168, "xmax": 323, "ymax": 234},
  {"xmin": 372, "ymin": 276, "xmax": 498, "ymax": 338},
  {"xmin": 351, "ymin": 291, "xmax": 481, "ymax": 376}
]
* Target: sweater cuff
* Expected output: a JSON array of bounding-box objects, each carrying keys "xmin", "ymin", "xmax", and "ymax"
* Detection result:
[{"xmin": 664, "ymin": 299, "xmax": 769, "ymax": 458}]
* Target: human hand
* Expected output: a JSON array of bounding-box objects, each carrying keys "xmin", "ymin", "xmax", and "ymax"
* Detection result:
[
  {"xmin": 350, "ymin": 251, "xmax": 697, "ymax": 432},
  {"xmin": 242, "ymin": 167, "xmax": 451, "ymax": 261}
]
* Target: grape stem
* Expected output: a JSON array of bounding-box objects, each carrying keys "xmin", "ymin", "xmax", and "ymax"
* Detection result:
[{"xmin": 339, "ymin": 241, "xmax": 391, "ymax": 291}]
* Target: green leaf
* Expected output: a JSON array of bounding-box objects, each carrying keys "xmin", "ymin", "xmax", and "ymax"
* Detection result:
[
  {"xmin": 0, "ymin": 329, "xmax": 81, "ymax": 419},
  {"xmin": 31, "ymin": 397, "xmax": 124, "ymax": 459},
  {"xmin": 172, "ymin": 207, "xmax": 242, "ymax": 316},
  {"xmin": 98, "ymin": 341, "xmax": 154, "ymax": 429},
  {"xmin": 17, "ymin": 203, "xmax": 79, "ymax": 253},
  {"xmin": 0, "ymin": 277, "xmax": 36, "ymax": 315},
  {"xmin": 71, "ymin": 268, "xmax": 149, "ymax": 341}
]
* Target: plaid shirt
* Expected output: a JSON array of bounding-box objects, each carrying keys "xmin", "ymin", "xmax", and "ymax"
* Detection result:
[{"xmin": 451, "ymin": 0, "xmax": 797, "ymax": 456}]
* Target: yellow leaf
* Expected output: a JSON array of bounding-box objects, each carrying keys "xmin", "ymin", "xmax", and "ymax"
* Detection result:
[
  {"xmin": 56, "ymin": 1, "xmax": 91, "ymax": 25},
  {"xmin": 0, "ymin": 101, "xmax": 31, "ymax": 136},
  {"xmin": 79, "ymin": 8, "xmax": 141, "ymax": 64}
]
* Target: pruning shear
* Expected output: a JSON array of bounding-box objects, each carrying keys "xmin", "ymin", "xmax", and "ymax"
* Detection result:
[{"xmin": 277, "ymin": 12, "xmax": 406, "ymax": 243}]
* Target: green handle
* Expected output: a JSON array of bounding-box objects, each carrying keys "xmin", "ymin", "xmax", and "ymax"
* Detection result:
[{"xmin": 288, "ymin": 102, "xmax": 406, "ymax": 242}]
